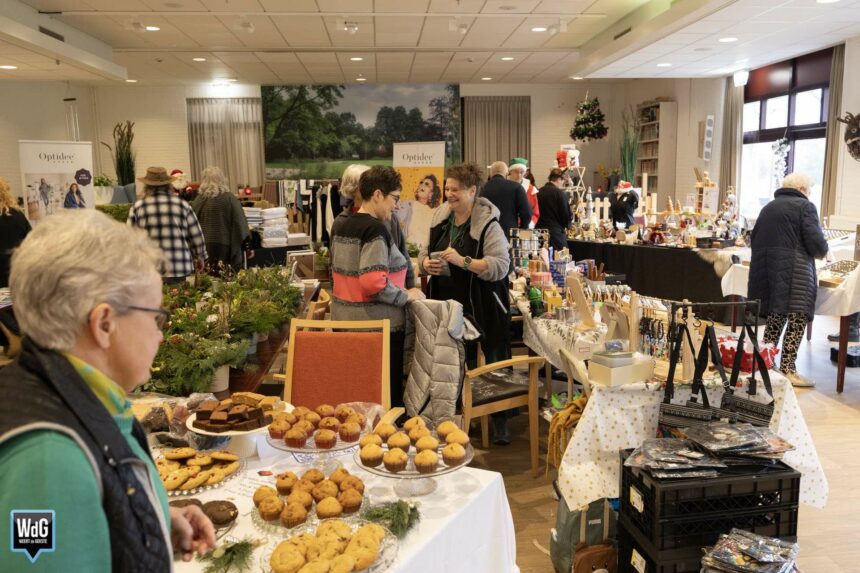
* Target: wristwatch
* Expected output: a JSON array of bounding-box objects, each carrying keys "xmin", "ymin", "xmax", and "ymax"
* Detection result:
[{"xmin": 463, "ymin": 256, "xmax": 473, "ymax": 270}]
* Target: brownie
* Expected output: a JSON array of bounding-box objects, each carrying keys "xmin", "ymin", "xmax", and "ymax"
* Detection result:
[
  {"xmin": 247, "ymin": 407, "xmax": 263, "ymax": 420},
  {"xmin": 261, "ymin": 414, "xmax": 273, "ymax": 426},
  {"xmin": 169, "ymin": 498, "xmax": 202, "ymax": 509},
  {"xmin": 208, "ymin": 423, "xmax": 228, "ymax": 434},
  {"xmin": 196, "ymin": 401, "xmax": 218, "ymax": 421},
  {"xmin": 192, "ymin": 418, "xmax": 209, "ymax": 431},
  {"xmin": 210, "ymin": 411, "xmax": 229, "ymax": 423},
  {"xmin": 218, "ymin": 399, "xmax": 233, "ymax": 410},
  {"xmin": 202, "ymin": 500, "xmax": 238, "ymax": 526},
  {"xmin": 232, "ymin": 420, "xmax": 256, "ymax": 431},
  {"xmin": 227, "ymin": 405, "xmax": 249, "ymax": 421}
]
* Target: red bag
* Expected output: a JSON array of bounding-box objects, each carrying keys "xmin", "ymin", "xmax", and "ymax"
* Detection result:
[{"xmin": 718, "ymin": 336, "xmax": 778, "ymax": 374}]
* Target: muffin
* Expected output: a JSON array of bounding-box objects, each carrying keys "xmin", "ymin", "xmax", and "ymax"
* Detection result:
[
  {"xmin": 285, "ymin": 428, "xmax": 308, "ymax": 448},
  {"xmin": 338, "ymin": 488, "xmax": 363, "ymax": 514},
  {"xmin": 359, "ymin": 444, "xmax": 384, "ymax": 467},
  {"xmin": 314, "ymin": 429, "xmax": 338, "ymax": 449},
  {"xmin": 312, "ymin": 479, "xmax": 339, "ymax": 503},
  {"xmin": 293, "ymin": 420, "xmax": 315, "ymax": 436},
  {"xmin": 258, "ymin": 495, "xmax": 285, "ymax": 521},
  {"xmin": 301, "ymin": 468, "xmax": 325, "ymax": 484},
  {"xmin": 328, "ymin": 467, "xmax": 351, "ymax": 486},
  {"xmin": 383, "ymin": 448, "xmax": 408, "ymax": 473},
  {"xmin": 315, "ymin": 404, "xmax": 336, "ymax": 419},
  {"xmin": 386, "ymin": 431, "xmax": 411, "ymax": 452},
  {"xmin": 374, "ymin": 422, "xmax": 397, "ymax": 441},
  {"xmin": 334, "ymin": 405, "xmax": 355, "ymax": 422},
  {"xmin": 280, "ymin": 502, "xmax": 308, "ymax": 528},
  {"xmin": 414, "ymin": 449, "xmax": 439, "ymax": 474},
  {"xmin": 292, "ymin": 479, "xmax": 316, "ymax": 495},
  {"xmin": 445, "ymin": 429, "xmax": 470, "ymax": 447},
  {"xmin": 358, "ymin": 433, "xmax": 382, "ymax": 448},
  {"xmin": 315, "ymin": 496, "xmax": 343, "ymax": 519},
  {"xmin": 339, "ymin": 475, "xmax": 365, "ymax": 495},
  {"xmin": 292, "ymin": 406, "xmax": 310, "ymax": 418},
  {"xmin": 303, "ymin": 411, "xmax": 321, "ymax": 428},
  {"xmin": 408, "ymin": 426, "xmax": 431, "ymax": 444},
  {"xmin": 270, "ymin": 541, "xmax": 305, "ymax": 573},
  {"xmin": 253, "ymin": 485, "xmax": 279, "ymax": 507},
  {"xmin": 442, "ymin": 443, "xmax": 466, "ymax": 466},
  {"xmin": 415, "ymin": 435, "xmax": 440, "ymax": 452},
  {"xmin": 318, "ymin": 416, "xmax": 341, "ymax": 433},
  {"xmin": 339, "ymin": 421, "xmax": 361, "ymax": 442},
  {"xmin": 287, "ymin": 489, "xmax": 314, "ymax": 510},
  {"xmin": 273, "ymin": 411, "xmax": 298, "ymax": 425},
  {"xmin": 435, "ymin": 420, "xmax": 460, "ymax": 442},
  {"xmin": 275, "ymin": 471, "xmax": 298, "ymax": 495},
  {"xmin": 403, "ymin": 416, "xmax": 426, "ymax": 432},
  {"xmin": 346, "ymin": 412, "xmax": 367, "ymax": 430},
  {"xmin": 268, "ymin": 419, "xmax": 291, "ymax": 440}
]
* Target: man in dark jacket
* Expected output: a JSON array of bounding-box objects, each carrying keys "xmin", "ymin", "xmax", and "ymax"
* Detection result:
[
  {"xmin": 537, "ymin": 168, "xmax": 573, "ymax": 251},
  {"xmin": 747, "ymin": 173, "xmax": 828, "ymax": 388},
  {"xmin": 480, "ymin": 161, "xmax": 531, "ymax": 239}
]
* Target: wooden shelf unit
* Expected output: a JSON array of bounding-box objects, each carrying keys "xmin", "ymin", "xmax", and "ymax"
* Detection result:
[{"xmin": 635, "ymin": 100, "xmax": 677, "ymax": 205}]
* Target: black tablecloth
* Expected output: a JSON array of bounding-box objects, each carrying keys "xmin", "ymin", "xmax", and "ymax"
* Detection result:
[
  {"xmin": 247, "ymin": 245, "xmax": 306, "ymax": 268},
  {"xmin": 567, "ymin": 240, "xmax": 727, "ymax": 303}
]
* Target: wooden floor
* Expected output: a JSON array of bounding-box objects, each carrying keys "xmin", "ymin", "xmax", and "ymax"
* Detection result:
[{"xmin": 471, "ymin": 315, "xmax": 860, "ymax": 572}]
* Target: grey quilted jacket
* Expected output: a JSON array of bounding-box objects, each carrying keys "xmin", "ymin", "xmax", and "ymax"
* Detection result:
[{"xmin": 403, "ymin": 299, "xmax": 480, "ymax": 424}]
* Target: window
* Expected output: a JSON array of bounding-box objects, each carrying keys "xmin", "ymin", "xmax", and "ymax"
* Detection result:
[{"xmin": 739, "ymin": 48, "xmax": 832, "ymax": 220}]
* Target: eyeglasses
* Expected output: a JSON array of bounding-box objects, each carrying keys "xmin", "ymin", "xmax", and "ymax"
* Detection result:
[
  {"xmin": 121, "ymin": 305, "xmax": 171, "ymax": 329},
  {"xmin": 389, "ymin": 193, "xmax": 401, "ymax": 205}
]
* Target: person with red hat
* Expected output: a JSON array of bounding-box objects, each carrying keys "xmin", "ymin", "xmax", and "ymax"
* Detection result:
[{"xmin": 169, "ymin": 169, "xmax": 198, "ymax": 203}]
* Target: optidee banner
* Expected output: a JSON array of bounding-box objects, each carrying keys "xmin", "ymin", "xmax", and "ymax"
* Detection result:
[
  {"xmin": 18, "ymin": 140, "xmax": 95, "ymax": 224},
  {"xmin": 393, "ymin": 141, "xmax": 445, "ymax": 247}
]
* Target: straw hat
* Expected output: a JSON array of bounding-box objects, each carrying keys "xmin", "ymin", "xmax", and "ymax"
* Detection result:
[{"xmin": 138, "ymin": 166, "xmax": 175, "ymax": 186}]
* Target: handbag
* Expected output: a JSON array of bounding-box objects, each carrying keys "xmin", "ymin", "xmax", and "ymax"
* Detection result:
[
  {"xmin": 685, "ymin": 324, "xmax": 738, "ymax": 423},
  {"xmin": 720, "ymin": 323, "xmax": 775, "ymax": 427},
  {"xmin": 658, "ymin": 321, "xmax": 715, "ymax": 432}
]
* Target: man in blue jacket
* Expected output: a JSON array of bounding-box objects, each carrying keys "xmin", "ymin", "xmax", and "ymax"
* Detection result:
[{"xmin": 480, "ymin": 161, "xmax": 531, "ymax": 239}]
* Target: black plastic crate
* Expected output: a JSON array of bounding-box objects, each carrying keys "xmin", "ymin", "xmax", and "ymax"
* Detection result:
[
  {"xmin": 617, "ymin": 522, "xmax": 702, "ymax": 573},
  {"xmin": 618, "ymin": 449, "xmax": 800, "ymax": 550}
]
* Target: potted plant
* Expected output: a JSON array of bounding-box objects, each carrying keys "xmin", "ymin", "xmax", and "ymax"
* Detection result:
[
  {"xmin": 101, "ymin": 121, "xmax": 136, "ymax": 198},
  {"xmin": 620, "ymin": 108, "xmax": 640, "ymax": 185},
  {"xmin": 147, "ymin": 333, "xmax": 249, "ymax": 396},
  {"xmin": 93, "ymin": 174, "xmax": 113, "ymax": 205}
]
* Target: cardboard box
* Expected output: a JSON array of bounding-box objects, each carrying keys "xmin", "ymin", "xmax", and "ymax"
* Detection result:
[{"xmin": 588, "ymin": 354, "xmax": 655, "ymax": 387}]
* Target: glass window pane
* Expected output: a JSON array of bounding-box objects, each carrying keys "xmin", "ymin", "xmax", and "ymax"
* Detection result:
[
  {"xmin": 765, "ymin": 95, "xmax": 789, "ymax": 129},
  {"xmin": 794, "ymin": 89, "xmax": 823, "ymax": 125},
  {"xmin": 743, "ymin": 102, "xmax": 760, "ymax": 133},
  {"xmin": 740, "ymin": 142, "xmax": 779, "ymax": 221},
  {"xmin": 792, "ymin": 137, "xmax": 827, "ymax": 213}
]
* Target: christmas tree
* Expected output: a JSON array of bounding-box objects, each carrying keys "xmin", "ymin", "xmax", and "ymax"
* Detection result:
[{"xmin": 570, "ymin": 96, "xmax": 608, "ymax": 142}]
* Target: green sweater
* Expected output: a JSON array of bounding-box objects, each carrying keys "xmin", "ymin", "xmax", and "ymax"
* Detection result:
[{"xmin": 0, "ymin": 357, "xmax": 170, "ymax": 572}]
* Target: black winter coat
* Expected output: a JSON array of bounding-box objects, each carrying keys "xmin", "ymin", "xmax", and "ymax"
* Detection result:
[
  {"xmin": 479, "ymin": 175, "xmax": 531, "ymax": 239},
  {"xmin": 748, "ymin": 188, "xmax": 828, "ymax": 317},
  {"xmin": 536, "ymin": 182, "xmax": 572, "ymax": 250}
]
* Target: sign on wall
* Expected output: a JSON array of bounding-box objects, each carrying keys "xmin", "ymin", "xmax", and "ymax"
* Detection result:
[
  {"xmin": 18, "ymin": 140, "xmax": 95, "ymax": 224},
  {"xmin": 393, "ymin": 141, "xmax": 446, "ymax": 248}
]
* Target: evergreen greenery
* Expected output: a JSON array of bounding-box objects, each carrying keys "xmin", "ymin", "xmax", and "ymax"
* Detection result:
[
  {"xmin": 570, "ymin": 97, "xmax": 608, "ymax": 142},
  {"xmin": 96, "ymin": 203, "xmax": 132, "ymax": 223},
  {"xmin": 101, "ymin": 121, "xmax": 136, "ymax": 185},
  {"xmin": 620, "ymin": 108, "xmax": 640, "ymax": 183}
]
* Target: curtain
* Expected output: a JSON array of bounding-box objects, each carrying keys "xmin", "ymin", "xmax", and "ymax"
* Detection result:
[
  {"xmin": 463, "ymin": 96, "xmax": 530, "ymax": 174},
  {"xmin": 821, "ymin": 44, "xmax": 844, "ymax": 219},
  {"xmin": 719, "ymin": 78, "xmax": 743, "ymax": 203},
  {"xmin": 187, "ymin": 98, "xmax": 265, "ymax": 190}
]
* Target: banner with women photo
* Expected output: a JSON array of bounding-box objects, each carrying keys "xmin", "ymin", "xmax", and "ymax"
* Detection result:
[
  {"xmin": 18, "ymin": 140, "xmax": 94, "ymax": 224},
  {"xmin": 393, "ymin": 141, "xmax": 445, "ymax": 248}
]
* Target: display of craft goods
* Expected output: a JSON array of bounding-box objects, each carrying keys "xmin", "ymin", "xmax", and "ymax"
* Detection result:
[
  {"xmin": 252, "ymin": 468, "xmax": 367, "ymax": 535},
  {"xmin": 265, "ymin": 403, "xmax": 371, "ymax": 453},
  {"xmin": 187, "ymin": 394, "xmax": 276, "ymax": 435},
  {"xmin": 264, "ymin": 519, "xmax": 398, "ymax": 573},
  {"xmin": 156, "ymin": 448, "xmax": 245, "ymax": 496},
  {"xmin": 701, "ymin": 529, "xmax": 799, "ymax": 573},
  {"xmin": 822, "ymin": 228, "xmax": 852, "ymax": 242},
  {"xmin": 821, "ymin": 259, "xmax": 859, "ymax": 276}
]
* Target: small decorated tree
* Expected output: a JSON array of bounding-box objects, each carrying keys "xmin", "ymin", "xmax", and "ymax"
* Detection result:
[{"xmin": 570, "ymin": 96, "xmax": 608, "ymax": 142}]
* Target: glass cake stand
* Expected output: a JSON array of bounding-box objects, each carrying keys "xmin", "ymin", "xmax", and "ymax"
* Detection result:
[{"xmin": 352, "ymin": 444, "xmax": 475, "ymax": 497}]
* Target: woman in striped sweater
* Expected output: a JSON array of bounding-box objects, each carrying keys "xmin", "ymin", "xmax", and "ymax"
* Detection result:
[{"xmin": 330, "ymin": 166, "xmax": 425, "ymax": 407}]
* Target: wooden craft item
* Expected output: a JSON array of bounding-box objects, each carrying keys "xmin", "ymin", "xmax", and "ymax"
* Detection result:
[{"xmin": 568, "ymin": 276, "xmax": 596, "ymax": 328}]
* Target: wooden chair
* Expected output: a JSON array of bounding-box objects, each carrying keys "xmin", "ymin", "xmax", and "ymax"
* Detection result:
[
  {"xmin": 462, "ymin": 355, "xmax": 545, "ymax": 476},
  {"xmin": 304, "ymin": 289, "xmax": 331, "ymax": 320},
  {"xmin": 274, "ymin": 319, "xmax": 392, "ymax": 409}
]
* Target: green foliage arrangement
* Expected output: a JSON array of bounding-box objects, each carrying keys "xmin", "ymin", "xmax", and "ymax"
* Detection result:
[
  {"xmin": 361, "ymin": 500, "xmax": 420, "ymax": 539},
  {"xmin": 406, "ymin": 241, "xmax": 420, "ymax": 259},
  {"xmin": 620, "ymin": 108, "xmax": 640, "ymax": 184},
  {"xmin": 93, "ymin": 174, "xmax": 113, "ymax": 187},
  {"xmin": 96, "ymin": 203, "xmax": 132, "ymax": 223},
  {"xmin": 101, "ymin": 121, "xmax": 136, "ymax": 185},
  {"xmin": 197, "ymin": 538, "xmax": 264, "ymax": 573}
]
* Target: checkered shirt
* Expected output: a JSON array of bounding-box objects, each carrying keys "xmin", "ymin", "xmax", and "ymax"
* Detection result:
[{"xmin": 127, "ymin": 189, "xmax": 207, "ymax": 278}]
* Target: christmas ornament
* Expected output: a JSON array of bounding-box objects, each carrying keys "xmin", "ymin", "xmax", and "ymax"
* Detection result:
[
  {"xmin": 570, "ymin": 96, "xmax": 608, "ymax": 142},
  {"xmin": 771, "ymin": 138, "xmax": 790, "ymax": 190},
  {"xmin": 837, "ymin": 112, "xmax": 860, "ymax": 161}
]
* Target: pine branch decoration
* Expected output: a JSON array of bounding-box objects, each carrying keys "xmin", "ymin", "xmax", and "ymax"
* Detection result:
[
  {"xmin": 361, "ymin": 500, "xmax": 421, "ymax": 538},
  {"xmin": 197, "ymin": 538, "xmax": 264, "ymax": 573}
]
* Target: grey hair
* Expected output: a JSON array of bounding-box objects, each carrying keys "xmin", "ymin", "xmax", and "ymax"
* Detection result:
[
  {"xmin": 782, "ymin": 172, "xmax": 812, "ymax": 196},
  {"xmin": 339, "ymin": 164, "xmax": 370, "ymax": 200},
  {"xmin": 10, "ymin": 210, "xmax": 166, "ymax": 351},
  {"xmin": 489, "ymin": 161, "xmax": 508, "ymax": 177},
  {"xmin": 198, "ymin": 166, "xmax": 230, "ymax": 198}
]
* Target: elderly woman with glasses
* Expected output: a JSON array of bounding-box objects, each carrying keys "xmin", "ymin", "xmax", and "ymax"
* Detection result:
[{"xmin": 0, "ymin": 210, "xmax": 215, "ymax": 572}]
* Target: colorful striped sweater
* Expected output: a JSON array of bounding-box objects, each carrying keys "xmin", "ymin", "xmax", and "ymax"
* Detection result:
[{"xmin": 330, "ymin": 212, "xmax": 410, "ymax": 330}]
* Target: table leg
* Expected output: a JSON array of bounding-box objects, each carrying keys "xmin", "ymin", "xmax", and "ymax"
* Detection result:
[
  {"xmin": 838, "ymin": 315, "xmax": 849, "ymax": 393},
  {"xmin": 545, "ymin": 362, "xmax": 552, "ymax": 403}
]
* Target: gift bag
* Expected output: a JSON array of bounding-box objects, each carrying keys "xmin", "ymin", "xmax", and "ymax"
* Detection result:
[
  {"xmin": 551, "ymin": 497, "xmax": 617, "ymax": 573},
  {"xmin": 720, "ymin": 324, "xmax": 774, "ymax": 427},
  {"xmin": 658, "ymin": 322, "xmax": 715, "ymax": 434}
]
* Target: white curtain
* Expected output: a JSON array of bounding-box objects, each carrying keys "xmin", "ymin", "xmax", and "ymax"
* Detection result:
[
  {"xmin": 463, "ymin": 96, "xmax": 530, "ymax": 173},
  {"xmin": 720, "ymin": 78, "xmax": 743, "ymax": 203},
  {"xmin": 821, "ymin": 44, "xmax": 844, "ymax": 218},
  {"xmin": 187, "ymin": 98, "xmax": 265, "ymax": 189}
]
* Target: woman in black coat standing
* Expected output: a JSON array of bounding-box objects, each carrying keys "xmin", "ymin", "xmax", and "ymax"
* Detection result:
[
  {"xmin": 536, "ymin": 168, "xmax": 573, "ymax": 251},
  {"xmin": 747, "ymin": 173, "xmax": 828, "ymax": 388}
]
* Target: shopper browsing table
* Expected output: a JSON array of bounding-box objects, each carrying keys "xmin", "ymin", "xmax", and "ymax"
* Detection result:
[
  {"xmin": 191, "ymin": 166, "xmax": 251, "ymax": 274},
  {"xmin": 537, "ymin": 168, "xmax": 573, "ymax": 251},
  {"xmin": 748, "ymin": 173, "xmax": 828, "ymax": 388},
  {"xmin": 0, "ymin": 210, "xmax": 215, "ymax": 572},
  {"xmin": 480, "ymin": 161, "xmax": 531, "ymax": 239}
]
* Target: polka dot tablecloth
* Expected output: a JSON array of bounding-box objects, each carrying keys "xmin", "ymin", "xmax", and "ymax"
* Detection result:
[{"xmin": 557, "ymin": 372, "xmax": 828, "ymax": 510}]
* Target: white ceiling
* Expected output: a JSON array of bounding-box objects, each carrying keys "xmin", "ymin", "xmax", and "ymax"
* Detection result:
[{"xmin": 1, "ymin": 0, "xmax": 859, "ymax": 84}]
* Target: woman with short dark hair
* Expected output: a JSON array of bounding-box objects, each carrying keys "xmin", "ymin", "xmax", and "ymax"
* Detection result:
[{"xmin": 537, "ymin": 168, "xmax": 573, "ymax": 251}]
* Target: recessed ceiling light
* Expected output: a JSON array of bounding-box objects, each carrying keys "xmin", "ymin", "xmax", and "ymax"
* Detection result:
[
  {"xmin": 501, "ymin": 57, "xmax": 515, "ymax": 61},
  {"xmin": 481, "ymin": 77, "xmax": 492, "ymax": 81},
  {"xmin": 817, "ymin": 0, "xmax": 841, "ymax": 4},
  {"xmin": 356, "ymin": 77, "xmax": 366, "ymax": 81},
  {"xmin": 145, "ymin": 25, "xmax": 160, "ymax": 31},
  {"xmin": 0, "ymin": 65, "xmax": 17, "ymax": 70},
  {"xmin": 350, "ymin": 57, "xmax": 364, "ymax": 61},
  {"xmin": 719, "ymin": 37, "xmax": 738, "ymax": 43},
  {"xmin": 192, "ymin": 57, "xmax": 206, "ymax": 62},
  {"xmin": 570, "ymin": 76, "xmax": 583, "ymax": 80},
  {"xmin": 657, "ymin": 63, "xmax": 672, "ymax": 67},
  {"xmin": 531, "ymin": 27, "xmax": 547, "ymax": 32},
  {"xmin": 125, "ymin": 79, "xmax": 137, "ymax": 83}
]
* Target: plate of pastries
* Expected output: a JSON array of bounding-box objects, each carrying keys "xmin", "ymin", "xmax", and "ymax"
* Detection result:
[
  {"xmin": 187, "ymin": 392, "xmax": 280, "ymax": 435},
  {"xmin": 252, "ymin": 467, "xmax": 366, "ymax": 534},
  {"xmin": 155, "ymin": 447, "xmax": 243, "ymax": 496},
  {"xmin": 266, "ymin": 404, "xmax": 370, "ymax": 453}
]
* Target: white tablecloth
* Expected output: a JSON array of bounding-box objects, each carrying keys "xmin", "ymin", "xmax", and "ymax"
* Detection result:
[
  {"xmin": 557, "ymin": 372, "xmax": 828, "ymax": 511},
  {"xmin": 517, "ymin": 300, "xmax": 607, "ymax": 375},
  {"xmin": 176, "ymin": 442, "xmax": 518, "ymax": 573}
]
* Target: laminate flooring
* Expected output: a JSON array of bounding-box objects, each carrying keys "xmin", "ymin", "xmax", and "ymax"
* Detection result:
[{"xmin": 470, "ymin": 315, "xmax": 860, "ymax": 572}]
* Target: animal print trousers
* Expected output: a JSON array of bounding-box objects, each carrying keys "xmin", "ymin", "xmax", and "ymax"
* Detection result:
[{"xmin": 763, "ymin": 312, "xmax": 808, "ymax": 374}]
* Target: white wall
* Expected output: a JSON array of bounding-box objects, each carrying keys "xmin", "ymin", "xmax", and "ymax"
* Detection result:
[{"xmin": 834, "ymin": 35, "xmax": 860, "ymax": 219}]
